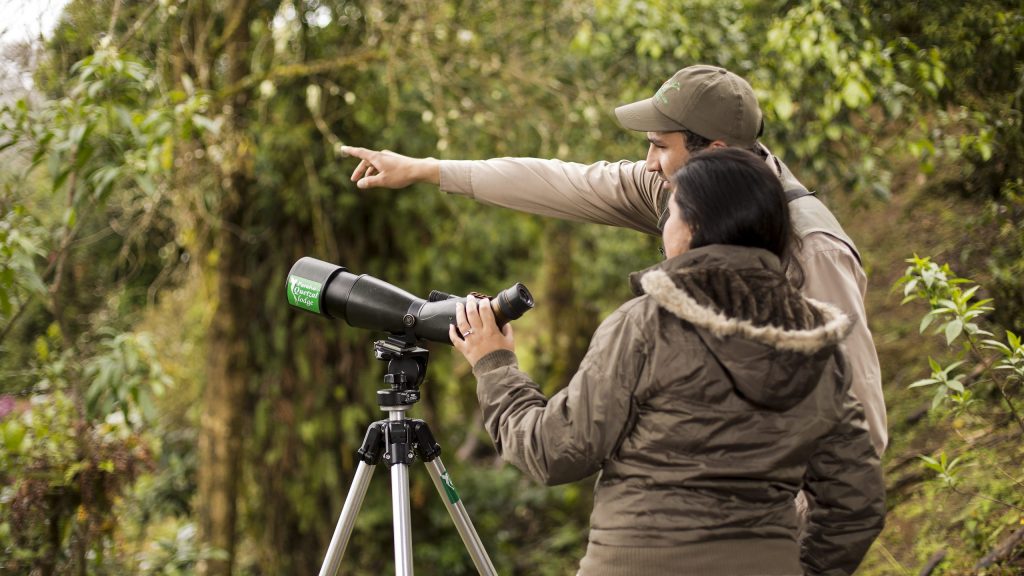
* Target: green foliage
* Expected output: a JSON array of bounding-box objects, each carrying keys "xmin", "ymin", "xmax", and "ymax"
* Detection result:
[
  {"xmin": 83, "ymin": 331, "xmax": 172, "ymax": 428},
  {"xmin": 0, "ymin": 386, "xmax": 153, "ymax": 574},
  {"xmin": 894, "ymin": 256, "xmax": 1024, "ymax": 572},
  {"xmin": 898, "ymin": 256, "xmax": 1023, "ymax": 424},
  {"xmin": 909, "ymin": 358, "xmax": 968, "ymax": 411},
  {"xmin": 870, "ymin": 0, "xmax": 1024, "ymax": 327},
  {"xmin": 0, "ymin": 205, "xmax": 47, "ymax": 324},
  {"xmin": 0, "ymin": 31, "xmax": 210, "ymax": 576},
  {"xmin": 918, "ymin": 452, "xmax": 971, "ymax": 488}
]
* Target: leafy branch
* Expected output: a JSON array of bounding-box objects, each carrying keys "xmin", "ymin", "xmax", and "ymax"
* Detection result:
[
  {"xmin": 0, "ymin": 45, "xmax": 213, "ymax": 347},
  {"xmin": 919, "ymin": 452, "xmax": 1024, "ymax": 513},
  {"xmin": 897, "ymin": 255, "xmax": 1024, "ymax": 433}
]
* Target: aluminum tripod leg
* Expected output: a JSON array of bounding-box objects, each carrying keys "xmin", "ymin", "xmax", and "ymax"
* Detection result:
[
  {"xmin": 389, "ymin": 417, "xmax": 414, "ymax": 575},
  {"xmin": 318, "ymin": 461, "xmax": 375, "ymax": 576},
  {"xmin": 424, "ymin": 457, "xmax": 497, "ymax": 576},
  {"xmin": 317, "ymin": 459, "xmax": 415, "ymax": 575}
]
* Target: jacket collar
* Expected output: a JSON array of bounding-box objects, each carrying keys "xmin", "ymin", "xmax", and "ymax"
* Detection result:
[
  {"xmin": 629, "ymin": 244, "xmax": 781, "ymax": 296},
  {"xmin": 630, "ymin": 245, "xmax": 851, "ymax": 355}
]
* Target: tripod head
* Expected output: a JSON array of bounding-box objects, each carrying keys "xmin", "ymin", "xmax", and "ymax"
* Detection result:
[{"xmin": 374, "ymin": 337, "xmax": 429, "ymax": 409}]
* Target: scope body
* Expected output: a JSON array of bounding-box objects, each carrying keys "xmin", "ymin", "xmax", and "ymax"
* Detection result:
[{"xmin": 286, "ymin": 257, "xmax": 533, "ymax": 345}]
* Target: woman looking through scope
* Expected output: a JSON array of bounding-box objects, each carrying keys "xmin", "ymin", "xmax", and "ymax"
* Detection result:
[{"xmin": 448, "ymin": 148, "xmax": 885, "ymax": 576}]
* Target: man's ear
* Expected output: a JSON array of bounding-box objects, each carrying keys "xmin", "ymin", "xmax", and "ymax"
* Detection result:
[{"xmin": 709, "ymin": 140, "xmax": 728, "ymax": 149}]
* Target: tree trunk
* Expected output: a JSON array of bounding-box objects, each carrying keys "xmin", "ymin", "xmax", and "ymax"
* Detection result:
[
  {"xmin": 533, "ymin": 220, "xmax": 596, "ymax": 393},
  {"xmin": 196, "ymin": 1, "xmax": 253, "ymax": 574}
]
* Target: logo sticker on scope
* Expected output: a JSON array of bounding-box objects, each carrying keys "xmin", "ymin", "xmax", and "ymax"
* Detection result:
[{"xmin": 287, "ymin": 275, "xmax": 322, "ymax": 314}]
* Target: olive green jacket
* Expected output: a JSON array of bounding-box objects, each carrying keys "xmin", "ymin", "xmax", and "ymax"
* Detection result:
[{"xmin": 473, "ymin": 245, "xmax": 885, "ymax": 576}]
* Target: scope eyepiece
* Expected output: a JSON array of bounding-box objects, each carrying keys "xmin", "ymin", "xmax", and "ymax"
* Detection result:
[
  {"xmin": 492, "ymin": 283, "xmax": 534, "ymax": 324},
  {"xmin": 286, "ymin": 257, "xmax": 535, "ymax": 345}
]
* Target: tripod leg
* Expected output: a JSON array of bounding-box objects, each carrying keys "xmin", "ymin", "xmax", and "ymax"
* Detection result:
[
  {"xmin": 425, "ymin": 458, "xmax": 498, "ymax": 576},
  {"xmin": 391, "ymin": 462, "xmax": 414, "ymax": 576},
  {"xmin": 319, "ymin": 461, "xmax": 375, "ymax": 576}
]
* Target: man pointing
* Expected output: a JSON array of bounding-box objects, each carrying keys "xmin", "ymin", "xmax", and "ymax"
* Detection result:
[{"xmin": 342, "ymin": 64, "xmax": 887, "ymax": 456}]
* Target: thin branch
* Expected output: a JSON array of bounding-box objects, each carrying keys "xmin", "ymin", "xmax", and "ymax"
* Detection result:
[
  {"xmin": 115, "ymin": 1, "xmax": 161, "ymax": 49},
  {"xmin": 993, "ymin": 463, "xmax": 1024, "ymax": 490},
  {"xmin": 107, "ymin": 0, "xmax": 122, "ymax": 39},
  {"xmin": 46, "ymin": 146, "xmax": 85, "ymax": 346},
  {"xmin": 951, "ymin": 486, "xmax": 1024, "ymax": 513},
  {"xmin": 918, "ymin": 550, "xmax": 946, "ymax": 576},
  {"xmin": 966, "ymin": 333, "xmax": 1024, "ymax": 434},
  {"xmin": 219, "ymin": 50, "xmax": 382, "ymax": 100},
  {"xmin": 874, "ymin": 541, "xmax": 912, "ymax": 575},
  {"xmin": 0, "ymin": 295, "xmax": 29, "ymax": 345},
  {"xmin": 975, "ymin": 528, "xmax": 1024, "ymax": 569},
  {"xmin": 209, "ymin": 0, "xmax": 250, "ymax": 55}
]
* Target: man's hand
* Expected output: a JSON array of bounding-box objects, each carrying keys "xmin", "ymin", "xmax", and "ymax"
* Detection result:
[{"xmin": 341, "ymin": 145, "xmax": 440, "ymax": 189}]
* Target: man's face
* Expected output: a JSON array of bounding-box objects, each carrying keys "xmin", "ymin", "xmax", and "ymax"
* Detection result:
[{"xmin": 645, "ymin": 131, "xmax": 690, "ymax": 186}]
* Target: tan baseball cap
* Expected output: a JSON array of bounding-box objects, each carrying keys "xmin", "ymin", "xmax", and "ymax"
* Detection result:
[{"xmin": 614, "ymin": 65, "xmax": 762, "ymax": 148}]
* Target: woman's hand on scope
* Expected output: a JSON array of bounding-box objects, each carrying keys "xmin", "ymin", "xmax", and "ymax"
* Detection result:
[
  {"xmin": 449, "ymin": 295, "xmax": 515, "ymax": 368},
  {"xmin": 341, "ymin": 145, "xmax": 440, "ymax": 189}
]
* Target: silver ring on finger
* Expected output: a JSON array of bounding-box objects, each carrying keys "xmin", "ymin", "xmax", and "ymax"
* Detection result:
[{"xmin": 462, "ymin": 329, "xmax": 474, "ymax": 337}]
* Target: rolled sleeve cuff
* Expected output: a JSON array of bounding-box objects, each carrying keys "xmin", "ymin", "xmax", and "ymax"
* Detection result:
[
  {"xmin": 472, "ymin": 349, "xmax": 518, "ymax": 376},
  {"xmin": 439, "ymin": 160, "xmax": 475, "ymax": 197}
]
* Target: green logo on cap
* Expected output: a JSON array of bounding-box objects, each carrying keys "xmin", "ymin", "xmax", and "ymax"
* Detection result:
[
  {"xmin": 655, "ymin": 80, "xmax": 681, "ymax": 105},
  {"xmin": 287, "ymin": 275, "xmax": 322, "ymax": 314}
]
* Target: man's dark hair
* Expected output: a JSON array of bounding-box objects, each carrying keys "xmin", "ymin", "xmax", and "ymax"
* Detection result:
[
  {"xmin": 681, "ymin": 128, "xmax": 761, "ymax": 154},
  {"xmin": 681, "ymin": 128, "xmax": 714, "ymax": 152},
  {"xmin": 672, "ymin": 148, "xmax": 792, "ymax": 260}
]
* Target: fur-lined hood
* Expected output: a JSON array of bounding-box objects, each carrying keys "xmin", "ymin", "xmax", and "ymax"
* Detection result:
[{"xmin": 631, "ymin": 244, "xmax": 852, "ymax": 410}]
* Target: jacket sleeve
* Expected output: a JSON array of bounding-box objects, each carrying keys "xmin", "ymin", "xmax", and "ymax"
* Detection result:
[
  {"xmin": 799, "ymin": 386, "xmax": 886, "ymax": 575},
  {"xmin": 472, "ymin": 305, "xmax": 650, "ymax": 485},
  {"xmin": 439, "ymin": 158, "xmax": 666, "ymax": 235}
]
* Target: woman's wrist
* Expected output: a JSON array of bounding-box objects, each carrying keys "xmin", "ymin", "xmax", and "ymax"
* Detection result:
[{"xmin": 472, "ymin": 349, "xmax": 518, "ymax": 376}]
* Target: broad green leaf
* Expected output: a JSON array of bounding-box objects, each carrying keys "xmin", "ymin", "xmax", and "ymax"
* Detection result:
[
  {"xmin": 920, "ymin": 312, "xmax": 938, "ymax": 334},
  {"xmin": 942, "ymin": 360, "xmax": 966, "ymax": 375},
  {"xmin": 945, "ymin": 319, "xmax": 963, "ymax": 345}
]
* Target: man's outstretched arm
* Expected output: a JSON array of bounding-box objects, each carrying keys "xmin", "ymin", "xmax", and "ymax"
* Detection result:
[{"xmin": 341, "ymin": 145, "xmax": 665, "ymax": 235}]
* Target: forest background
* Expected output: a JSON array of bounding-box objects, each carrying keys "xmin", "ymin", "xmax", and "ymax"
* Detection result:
[{"xmin": 1, "ymin": 0, "xmax": 1023, "ymax": 574}]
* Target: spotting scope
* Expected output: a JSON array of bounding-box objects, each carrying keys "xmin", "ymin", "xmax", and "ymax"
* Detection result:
[{"xmin": 286, "ymin": 257, "xmax": 534, "ymax": 345}]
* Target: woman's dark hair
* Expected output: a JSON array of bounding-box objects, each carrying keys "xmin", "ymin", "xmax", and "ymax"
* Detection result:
[{"xmin": 672, "ymin": 147, "xmax": 792, "ymax": 261}]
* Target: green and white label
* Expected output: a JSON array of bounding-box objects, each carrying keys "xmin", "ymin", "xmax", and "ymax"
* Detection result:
[
  {"xmin": 287, "ymin": 275, "xmax": 323, "ymax": 314},
  {"xmin": 440, "ymin": 469, "xmax": 461, "ymax": 504}
]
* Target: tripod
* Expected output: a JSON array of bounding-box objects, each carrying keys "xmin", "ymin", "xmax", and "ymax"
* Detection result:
[{"xmin": 318, "ymin": 338, "xmax": 498, "ymax": 576}]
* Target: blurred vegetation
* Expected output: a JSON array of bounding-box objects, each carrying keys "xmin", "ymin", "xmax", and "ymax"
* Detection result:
[{"xmin": 0, "ymin": 0, "xmax": 1021, "ymax": 574}]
